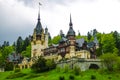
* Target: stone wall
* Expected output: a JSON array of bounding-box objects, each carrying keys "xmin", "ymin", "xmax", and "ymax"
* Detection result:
[{"xmin": 57, "ymin": 58, "xmax": 103, "ymax": 71}]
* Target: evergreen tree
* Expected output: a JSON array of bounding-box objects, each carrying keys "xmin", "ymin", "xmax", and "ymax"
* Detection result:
[
  {"xmin": 113, "ymin": 31, "xmax": 120, "ymax": 55},
  {"xmin": 93, "ymin": 29, "xmax": 97, "ymax": 37},
  {"xmin": 2, "ymin": 41, "xmax": 9, "ymax": 47},
  {"xmin": 87, "ymin": 32, "xmax": 92, "ymax": 41},
  {"xmin": 78, "ymin": 30, "xmax": 81, "ymax": 36},
  {"xmin": 101, "ymin": 33, "xmax": 116, "ymax": 53},
  {"xmin": 22, "ymin": 37, "xmax": 30, "ymax": 51},
  {"xmin": 16, "ymin": 36, "xmax": 23, "ymax": 53}
]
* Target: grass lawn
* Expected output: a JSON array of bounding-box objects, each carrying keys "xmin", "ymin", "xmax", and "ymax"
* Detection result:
[{"xmin": 0, "ymin": 68, "xmax": 120, "ymax": 80}]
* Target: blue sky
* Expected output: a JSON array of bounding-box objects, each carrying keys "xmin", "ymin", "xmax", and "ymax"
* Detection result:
[{"xmin": 0, "ymin": 0, "xmax": 120, "ymax": 45}]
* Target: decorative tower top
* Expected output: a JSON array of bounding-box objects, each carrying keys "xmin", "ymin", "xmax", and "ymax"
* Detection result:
[
  {"xmin": 69, "ymin": 14, "xmax": 73, "ymax": 27},
  {"xmin": 60, "ymin": 30, "xmax": 65, "ymax": 37},
  {"xmin": 38, "ymin": 2, "xmax": 41, "ymax": 21},
  {"xmin": 45, "ymin": 27, "xmax": 48, "ymax": 34},
  {"xmin": 35, "ymin": 2, "xmax": 43, "ymax": 35},
  {"xmin": 67, "ymin": 14, "xmax": 75, "ymax": 38}
]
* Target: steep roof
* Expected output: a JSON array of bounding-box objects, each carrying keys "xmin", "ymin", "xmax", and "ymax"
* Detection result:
[
  {"xmin": 67, "ymin": 14, "xmax": 75, "ymax": 37},
  {"xmin": 76, "ymin": 38, "xmax": 85, "ymax": 47},
  {"xmin": 35, "ymin": 3, "xmax": 43, "ymax": 35},
  {"xmin": 87, "ymin": 42, "xmax": 95, "ymax": 48},
  {"xmin": 35, "ymin": 20, "xmax": 43, "ymax": 35},
  {"xmin": 59, "ymin": 31, "xmax": 68, "ymax": 43}
]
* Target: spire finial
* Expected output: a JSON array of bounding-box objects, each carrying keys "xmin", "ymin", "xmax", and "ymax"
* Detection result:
[
  {"xmin": 69, "ymin": 13, "xmax": 73, "ymax": 27},
  {"xmin": 38, "ymin": 2, "xmax": 42, "ymax": 21}
]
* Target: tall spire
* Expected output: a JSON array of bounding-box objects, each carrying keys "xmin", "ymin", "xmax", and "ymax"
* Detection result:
[
  {"xmin": 35, "ymin": 2, "xmax": 43, "ymax": 35},
  {"xmin": 69, "ymin": 13, "xmax": 73, "ymax": 27},
  {"xmin": 67, "ymin": 14, "xmax": 75, "ymax": 37},
  {"xmin": 38, "ymin": 2, "xmax": 42, "ymax": 21}
]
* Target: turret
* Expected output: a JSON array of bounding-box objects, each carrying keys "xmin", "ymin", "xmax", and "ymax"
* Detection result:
[
  {"xmin": 67, "ymin": 14, "xmax": 76, "ymax": 39},
  {"xmin": 67, "ymin": 14, "xmax": 76, "ymax": 57}
]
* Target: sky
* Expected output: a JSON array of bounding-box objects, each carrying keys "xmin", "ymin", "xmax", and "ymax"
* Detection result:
[{"xmin": 0, "ymin": 0, "xmax": 120, "ymax": 45}]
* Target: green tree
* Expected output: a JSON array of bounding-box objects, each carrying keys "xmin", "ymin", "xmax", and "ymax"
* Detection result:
[
  {"xmin": 4, "ymin": 62, "xmax": 14, "ymax": 71},
  {"xmin": 113, "ymin": 31, "xmax": 120, "ymax": 55},
  {"xmin": 52, "ymin": 35, "xmax": 61, "ymax": 44},
  {"xmin": 21, "ymin": 45, "xmax": 31, "ymax": 57},
  {"xmin": 22, "ymin": 37, "xmax": 30, "ymax": 51},
  {"xmin": 93, "ymin": 29, "xmax": 97, "ymax": 37},
  {"xmin": 1, "ymin": 46, "xmax": 14, "ymax": 59},
  {"xmin": 46, "ymin": 59, "xmax": 56, "ymax": 70},
  {"xmin": 31, "ymin": 56, "xmax": 47, "ymax": 73},
  {"xmin": 116, "ymin": 57, "xmax": 120, "ymax": 70},
  {"xmin": 31, "ymin": 57, "xmax": 56, "ymax": 73},
  {"xmin": 101, "ymin": 33, "xmax": 116, "ymax": 53},
  {"xmin": 0, "ymin": 50, "xmax": 5, "ymax": 67},
  {"xmin": 16, "ymin": 36, "xmax": 23, "ymax": 53},
  {"xmin": 87, "ymin": 32, "xmax": 92, "ymax": 41},
  {"xmin": 48, "ymin": 33, "xmax": 52, "ymax": 45},
  {"xmin": 96, "ymin": 33, "xmax": 102, "ymax": 56},
  {"xmin": 100, "ymin": 53, "xmax": 118, "ymax": 71}
]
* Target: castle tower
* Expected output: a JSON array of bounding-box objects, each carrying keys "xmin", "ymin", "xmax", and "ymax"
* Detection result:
[
  {"xmin": 45, "ymin": 27, "xmax": 49, "ymax": 48},
  {"xmin": 67, "ymin": 14, "xmax": 76, "ymax": 58},
  {"xmin": 31, "ymin": 3, "xmax": 48, "ymax": 58}
]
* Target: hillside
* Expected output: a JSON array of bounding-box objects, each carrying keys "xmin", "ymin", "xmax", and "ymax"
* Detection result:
[{"xmin": 0, "ymin": 69, "xmax": 120, "ymax": 80}]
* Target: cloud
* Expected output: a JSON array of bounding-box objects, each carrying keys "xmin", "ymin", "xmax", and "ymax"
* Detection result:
[
  {"xmin": 0, "ymin": 0, "xmax": 120, "ymax": 45},
  {"xmin": 0, "ymin": 0, "xmax": 36, "ymax": 45}
]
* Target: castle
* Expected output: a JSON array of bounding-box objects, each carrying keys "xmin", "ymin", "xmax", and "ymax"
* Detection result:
[
  {"xmin": 30, "ymin": 9, "xmax": 99, "ymax": 61},
  {"xmin": 18, "ymin": 5, "xmax": 99, "ymax": 69}
]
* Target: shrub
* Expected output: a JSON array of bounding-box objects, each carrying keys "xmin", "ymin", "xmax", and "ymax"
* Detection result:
[
  {"xmin": 100, "ymin": 53, "xmax": 118, "ymax": 71},
  {"xmin": 46, "ymin": 59, "xmax": 56, "ymax": 70},
  {"xmin": 59, "ymin": 76, "xmax": 65, "ymax": 80},
  {"xmin": 73, "ymin": 65, "xmax": 81, "ymax": 75},
  {"xmin": 91, "ymin": 75, "xmax": 96, "ymax": 80},
  {"xmin": 25, "ymin": 74, "xmax": 41, "ymax": 79},
  {"xmin": 108, "ymin": 76, "xmax": 112, "ymax": 80},
  {"xmin": 14, "ymin": 68, "xmax": 20, "ymax": 73},
  {"xmin": 5, "ymin": 62, "xmax": 14, "ymax": 71},
  {"xmin": 64, "ymin": 65, "xmax": 69, "ymax": 73},
  {"xmin": 69, "ymin": 75, "xmax": 75, "ymax": 80},
  {"xmin": 31, "ymin": 56, "xmax": 48, "ymax": 73},
  {"xmin": 31, "ymin": 56, "xmax": 56, "ymax": 73},
  {"xmin": 56, "ymin": 66, "xmax": 61, "ymax": 72},
  {"xmin": 6, "ymin": 72, "xmax": 26, "ymax": 79}
]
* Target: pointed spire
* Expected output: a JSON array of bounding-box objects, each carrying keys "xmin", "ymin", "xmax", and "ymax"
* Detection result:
[
  {"xmin": 69, "ymin": 13, "xmax": 73, "ymax": 27},
  {"xmin": 35, "ymin": 2, "xmax": 43, "ymax": 35},
  {"xmin": 67, "ymin": 13, "xmax": 75, "ymax": 38},
  {"xmin": 38, "ymin": 2, "xmax": 42, "ymax": 21},
  {"xmin": 60, "ymin": 30, "xmax": 64, "ymax": 37},
  {"xmin": 45, "ymin": 26, "xmax": 48, "ymax": 34}
]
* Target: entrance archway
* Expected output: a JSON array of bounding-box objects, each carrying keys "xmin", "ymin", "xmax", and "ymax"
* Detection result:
[{"xmin": 89, "ymin": 64, "xmax": 99, "ymax": 69}]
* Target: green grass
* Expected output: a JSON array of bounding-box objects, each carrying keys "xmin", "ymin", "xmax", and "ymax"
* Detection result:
[{"xmin": 0, "ymin": 69, "xmax": 120, "ymax": 80}]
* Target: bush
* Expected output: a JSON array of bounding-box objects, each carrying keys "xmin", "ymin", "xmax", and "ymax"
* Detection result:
[
  {"xmin": 108, "ymin": 76, "xmax": 112, "ymax": 80},
  {"xmin": 5, "ymin": 62, "xmax": 14, "ymax": 71},
  {"xmin": 91, "ymin": 75, "xmax": 96, "ymax": 80},
  {"xmin": 46, "ymin": 59, "xmax": 56, "ymax": 70},
  {"xmin": 100, "ymin": 53, "xmax": 118, "ymax": 71},
  {"xmin": 31, "ymin": 56, "xmax": 56, "ymax": 73},
  {"xmin": 25, "ymin": 74, "xmax": 41, "ymax": 79},
  {"xmin": 56, "ymin": 66, "xmax": 61, "ymax": 72},
  {"xmin": 73, "ymin": 65, "xmax": 81, "ymax": 75},
  {"xmin": 14, "ymin": 68, "xmax": 20, "ymax": 73},
  {"xmin": 64, "ymin": 65, "xmax": 69, "ymax": 73},
  {"xmin": 6, "ymin": 72, "xmax": 26, "ymax": 79},
  {"xmin": 59, "ymin": 76, "xmax": 65, "ymax": 80},
  {"xmin": 69, "ymin": 75, "xmax": 75, "ymax": 80},
  {"xmin": 31, "ymin": 56, "xmax": 48, "ymax": 73}
]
